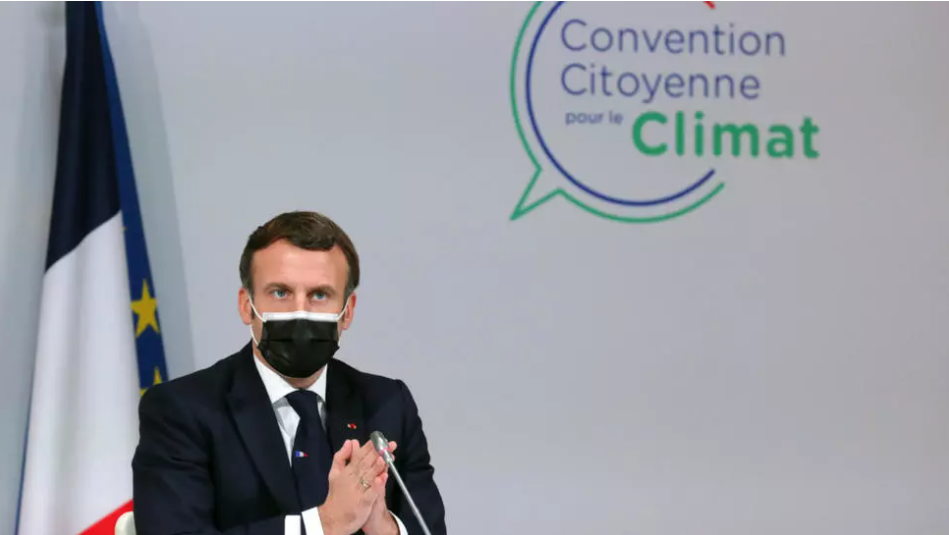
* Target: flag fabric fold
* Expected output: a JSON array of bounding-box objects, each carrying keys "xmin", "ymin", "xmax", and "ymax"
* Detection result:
[{"xmin": 17, "ymin": 2, "xmax": 168, "ymax": 534}]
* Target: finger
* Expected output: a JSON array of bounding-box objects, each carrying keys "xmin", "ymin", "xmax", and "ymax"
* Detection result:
[
  {"xmin": 360, "ymin": 454, "xmax": 388, "ymax": 483},
  {"xmin": 363, "ymin": 473, "xmax": 389, "ymax": 504},
  {"xmin": 388, "ymin": 441, "xmax": 397, "ymax": 454},
  {"xmin": 357, "ymin": 457, "xmax": 385, "ymax": 487},
  {"xmin": 352, "ymin": 440, "xmax": 370, "ymax": 466},
  {"xmin": 365, "ymin": 442, "xmax": 382, "ymax": 472},
  {"xmin": 356, "ymin": 444, "xmax": 388, "ymax": 481},
  {"xmin": 361, "ymin": 480, "xmax": 381, "ymax": 507},
  {"xmin": 332, "ymin": 440, "xmax": 354, "ymax": 469},
  {"xmin": 375, "ymin": 472, "xmax": 389, "ymax": 493},
  {"xmin": 350, "ymin": 440, "xmax": 374, "ymax": 467},
  {"xmin": 330, "ymin": 441, "xmax": 353, "ymax": 476}
]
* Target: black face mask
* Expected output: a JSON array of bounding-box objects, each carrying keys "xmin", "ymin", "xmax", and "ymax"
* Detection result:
[{"xmin": 251, "ymin": 306, "xmax": 345, "ymax": 378}]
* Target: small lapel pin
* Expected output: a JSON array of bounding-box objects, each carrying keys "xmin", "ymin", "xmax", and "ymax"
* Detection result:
[
  {"xmin": 294, "ymin": 450, "xmax": 308, "ymax": 458},
  {"xmin": 347, "ymin": 423, "xmax": 357, "ymax": 430}
]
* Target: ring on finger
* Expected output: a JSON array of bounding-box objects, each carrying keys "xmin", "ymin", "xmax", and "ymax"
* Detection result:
[{"xmin": 359, "ymin": 477, "xmax": 371, "ymax": 489}]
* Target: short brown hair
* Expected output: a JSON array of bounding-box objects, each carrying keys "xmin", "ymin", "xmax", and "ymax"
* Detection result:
[{"xmin": 239, "ymin": 211, "xmax": 360, "ymax": 298}]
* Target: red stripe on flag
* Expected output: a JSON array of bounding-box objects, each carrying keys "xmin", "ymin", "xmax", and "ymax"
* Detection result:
[{"xmin": 80, "ymin": 500, "xmax": 134, "ymax": 535}]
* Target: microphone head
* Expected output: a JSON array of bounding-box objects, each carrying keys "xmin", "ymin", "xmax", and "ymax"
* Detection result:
[{"xmin": 370, "ymin": 431, "xmax": 394, "ymax": 463}]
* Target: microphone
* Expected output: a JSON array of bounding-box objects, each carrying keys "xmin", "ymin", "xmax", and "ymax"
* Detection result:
[{"xmin": 370, "ymin": 430, "xmax": 434, "ymax": 535}]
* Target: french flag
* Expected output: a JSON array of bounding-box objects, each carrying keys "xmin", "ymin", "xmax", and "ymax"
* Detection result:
[{"xmin": 16, "ymin": 3, "xmax": 168, "ymax": 534}]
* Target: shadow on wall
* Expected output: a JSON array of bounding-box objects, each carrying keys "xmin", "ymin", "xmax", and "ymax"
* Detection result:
[
  {"xmin": 0, "ymin": 3, "xmax": 65, "ymax": 534},
  {"xmin": 101, "ymin": 2, "xmax": 196, "ymax": 380}
]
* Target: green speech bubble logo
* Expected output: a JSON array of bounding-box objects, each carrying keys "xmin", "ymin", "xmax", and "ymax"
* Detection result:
[{"xmin": 509, "ymin": 1, "xmax": 726, "ymax": 224}]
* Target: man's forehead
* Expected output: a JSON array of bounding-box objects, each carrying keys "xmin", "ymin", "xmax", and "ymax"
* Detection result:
[
  {"xmin": 255, "ymin": 268, "xmax": 344, "ymax": 289},
  {"xmin": 252, "ymin": 245, "xmax": 349, "ymax": 289},
  {"xmin": 260, "ymin": 278, "xmax": 336, "ymax": 289}
]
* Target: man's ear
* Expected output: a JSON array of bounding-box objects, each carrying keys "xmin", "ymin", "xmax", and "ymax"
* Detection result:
[
  {"xmin": 238, "ymin": 287, "xmax": 254, "ymax": 326},
  {"xmin": 340, "ymin": 292, "xmax": 356, "ymax": 331}
]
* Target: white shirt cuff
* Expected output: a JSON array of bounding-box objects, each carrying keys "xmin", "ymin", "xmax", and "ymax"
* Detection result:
[
  {"xmin": 391, "ymin": 511, "xmax": 407, "ymax": 534},
  {"xmin": 285, "ymin": 514, "xmax": 303, "ymax": 535},
  {"xmin": 292, "ymin": 507, "xmax": 404, "ymax": 535},
  {"xmin": 301, "ymin": 507, "xmax": 325, "ymax": 535}
]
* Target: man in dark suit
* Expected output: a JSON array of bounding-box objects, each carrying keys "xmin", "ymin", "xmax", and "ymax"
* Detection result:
[{"xmin": 132, "ymin": 211, "xmax": 447, "ymax": 535}]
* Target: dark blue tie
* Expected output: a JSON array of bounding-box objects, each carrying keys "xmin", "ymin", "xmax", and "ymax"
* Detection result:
[{"xmin": 285, "ymin": 390, "xmax": 333, "ymax": 512}]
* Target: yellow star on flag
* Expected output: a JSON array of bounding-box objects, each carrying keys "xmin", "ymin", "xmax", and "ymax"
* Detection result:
[
  {"xmin": 140, "ymin": 366, "xmax": 163, "ymax": 397},
  {"xmin": 131, "ymin": 279, "xmax": 160, "ymax": 337}
]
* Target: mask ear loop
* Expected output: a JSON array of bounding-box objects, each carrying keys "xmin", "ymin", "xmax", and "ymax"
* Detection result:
[
  {"xmin": 335, "ymin": 300, "xmax": 349, "ymax": 322},
  {"xmin": 248, "ymin": 299, "xmax": 266, "ymax": 347},
  {"xmin": 336, "ymin": 290, "xmax": 356, "ymax": 322}
]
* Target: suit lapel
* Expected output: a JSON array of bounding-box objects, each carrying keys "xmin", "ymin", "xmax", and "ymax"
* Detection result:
[
  {"xmin": 227, "ymin": 347, "xmax": 300, "ymax": 513},
  {"xmin": 325, "ymin": 361, "xmax": 368, "ymax": 454}
]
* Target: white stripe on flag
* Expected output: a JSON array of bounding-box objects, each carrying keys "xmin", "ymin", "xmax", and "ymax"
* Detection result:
[{"xmin": 19, "ymin": 213, "xmax": 141, "ymax": 534}]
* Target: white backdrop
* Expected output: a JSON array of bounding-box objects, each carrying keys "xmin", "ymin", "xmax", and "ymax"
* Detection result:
[{"xmin": 5, "ymin": 2, "xmax": 947, "ymax": 534}]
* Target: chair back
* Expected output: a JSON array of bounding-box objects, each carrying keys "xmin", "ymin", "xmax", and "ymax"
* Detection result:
[{"xmin": 114, "ymin": 511, "xmax": 136, "ymax": 535}]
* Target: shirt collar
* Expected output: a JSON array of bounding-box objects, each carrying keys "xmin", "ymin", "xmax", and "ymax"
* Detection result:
[{"xmin": 252, "ymin": 353, "xmax": 328, "ymax": 405}]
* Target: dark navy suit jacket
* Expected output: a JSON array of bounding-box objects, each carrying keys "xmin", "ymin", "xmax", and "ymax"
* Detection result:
[{"xmin": 132, "ymin": 343, "xmax": 447, "ymax": 535}]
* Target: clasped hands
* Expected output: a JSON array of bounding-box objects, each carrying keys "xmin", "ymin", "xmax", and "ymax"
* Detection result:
[{"xmin": 318, "ymin": 439, "xmax": 398, "ymax": 535}]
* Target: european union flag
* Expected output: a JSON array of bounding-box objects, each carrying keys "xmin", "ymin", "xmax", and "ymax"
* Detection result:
[{"xmin": 98, "ymin": 2, "xmax": 170, "ymax": 394}]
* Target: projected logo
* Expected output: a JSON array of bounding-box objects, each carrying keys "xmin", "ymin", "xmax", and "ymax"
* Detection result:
[{"xmin": 510, "ymin": 1, "xmax": 821, "ymax": 223}]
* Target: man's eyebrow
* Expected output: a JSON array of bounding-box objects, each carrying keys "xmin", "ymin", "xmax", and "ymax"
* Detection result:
[
  {"xmin": 306, "ymin": 284, "xmax": 336, "ymax": 296},
  {"xmin": 262, "ymin": 282, "xmax": 290, "ymax": 291},
  {"xmin": 259, "ymin": 283, "xmax": 337, "ymax": 296}
]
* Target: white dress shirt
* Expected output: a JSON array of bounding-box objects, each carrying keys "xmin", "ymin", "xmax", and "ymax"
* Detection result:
[{"xmin": 253, "ymin": 356, "xmax": 407, "ymax": 535}]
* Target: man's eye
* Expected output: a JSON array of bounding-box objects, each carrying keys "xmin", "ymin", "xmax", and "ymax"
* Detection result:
[
  {"xmin": 311, "ymin": 292, "xmax": 327, "ymax": 301},
  {"xmin": 271, "ymin": 289, "xmax": 288, "ymax": 299}
]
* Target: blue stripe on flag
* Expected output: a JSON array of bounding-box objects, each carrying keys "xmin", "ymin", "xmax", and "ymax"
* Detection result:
[
  {"xmin": 95, "ymin": 1, "xmax": 170, "ymax": 392},
  {"xmin": 44, "ymin": 2, "xmax": 121, "ymax": 270}
]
